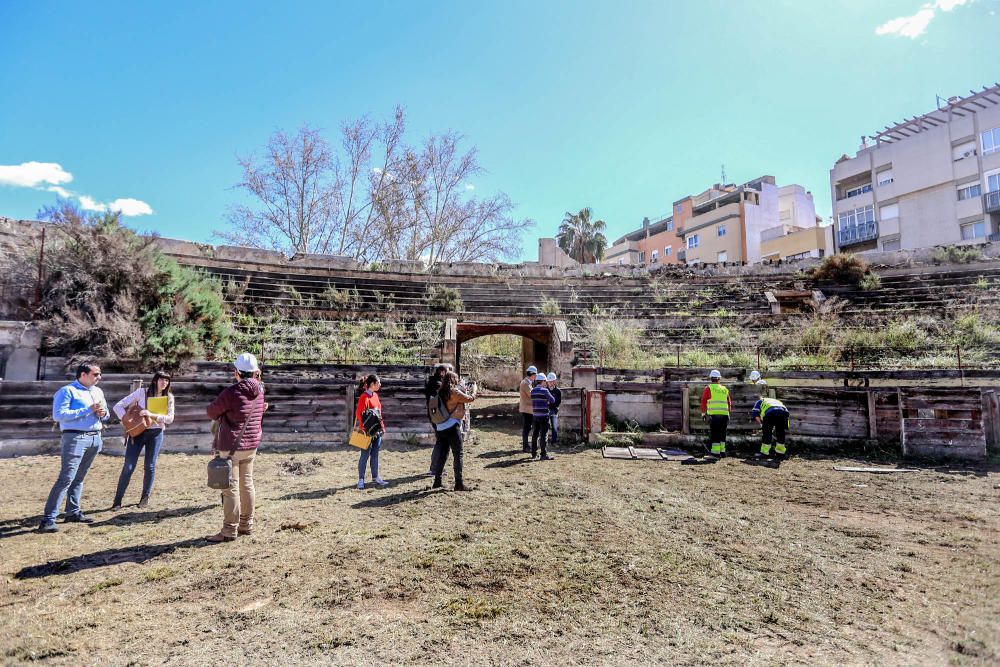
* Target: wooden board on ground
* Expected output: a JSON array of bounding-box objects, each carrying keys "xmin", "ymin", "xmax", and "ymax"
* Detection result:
[
  {"xmin": 629, "ymin": 446, "xmax": 664, "ymax": 460},
  {"xmin": 833, "ymin": 466, "xmax": 919, "ymax": 473},
  {"xmin": 602, "ymin": 446, "xmax": 634, "ymax": 459},
  {"xmin": 657, "ymin": 448, "xmax": 696, "ymax": 461}
]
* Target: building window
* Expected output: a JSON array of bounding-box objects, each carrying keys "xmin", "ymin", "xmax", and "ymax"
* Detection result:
[
  {"xmin": 838, "ymin": 205, "xmax": 876, "ymax": 229},
  {"xmin": 877, "ymin": 170, "xmax": 894, "ymax": 186},
  {"xmin": 717, "ymin": 224, "xmax": 727, "ymax": 237},
  {"xmin": 960, "ymin": 221, "xmax": 986, "ymax": 240},
  {"xmin": 882, "ymin": 239, "xmax": 901, "ymax": 252},
  {"xmin": 639, "ymin": 251, "xmax": 646, "ymax": 263},
  {"xmin": 664, "ymin": 246, "xmax": 672, "ymax": 256},
  {"xmin": 618, "ymin": 259, "xmax": 624, "ymax": 265},
  {"xmin": 717, "ymin": 251, "xmax": 727, "ymax": 263},
  {"xmin": 879, "ymin": 203, "xmax": 899, "ymax": 220},
  {"xmin": 988, "ymin": 171, "xmax": 1000, "ymax": 193},
  {"xmin": 651, "ymin": 250, "xmax": 658, "ymax": 263},
  {"xmin": 982, "ymin": 127, "xmax": 1000, "ymax": 156},
  {"xmin": 787, "ymin": 251, "xmax": 810, "ymax": 261},
  {"xmin": 666, "ymin": 220, "xmax": 674, "ymax": 231},
  {"xmin": 845, "ymin": 183, "xmax": 872, "ymax": 199},
  {"xmin": 957, "ymin": 183, "xmax": 982, "ymax": 201},
  {"xmin": 687, "ymin": 235, "xmax": 699, "ymax": 249}
]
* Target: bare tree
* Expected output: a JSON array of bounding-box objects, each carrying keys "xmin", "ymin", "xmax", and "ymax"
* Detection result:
[
  {"xmin": 221, "ymin": 126, "xmax": 338, "ymax": 255},
  {"xmin": 222, "ymin": 109, "xmax": 533, "ymax": 266}
]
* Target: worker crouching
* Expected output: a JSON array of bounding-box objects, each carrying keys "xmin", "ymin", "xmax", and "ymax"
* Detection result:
[
  {"xmin": 751, "ymin": 380, "xmax": 790, "ymax": 461},
  {"xmin": 700, "ymin": 370, "xmax": 731, "ymax": 457}
]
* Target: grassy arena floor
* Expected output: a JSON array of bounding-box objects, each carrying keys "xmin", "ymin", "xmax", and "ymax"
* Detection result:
[{"xmin": 1, "ymin": 417, "xmax": 998, "ymax": 666}]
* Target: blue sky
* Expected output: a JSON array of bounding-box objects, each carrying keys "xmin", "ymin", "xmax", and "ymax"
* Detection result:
[{"xmin": 1, "ymin": 0, "xmax": 998, "ymax": 258}]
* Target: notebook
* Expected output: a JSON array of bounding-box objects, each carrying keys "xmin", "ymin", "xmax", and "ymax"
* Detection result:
[{"xmin": 146, "ymin": 396, "xmax": 169, "ymax": 415}]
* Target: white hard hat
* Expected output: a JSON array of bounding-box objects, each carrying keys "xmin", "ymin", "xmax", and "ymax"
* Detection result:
[
  {"xmin": 749, "ymin": 370, "xmax": 761, "ymax": 382},
  {"xmin": 546, "ymin": 372, "xmax": 557, "ymax": 381},
  {"xmin": 709, "ymin": 369, "xmax": 722, "ymax": 379},
  {"xmin": 756, "ymin": 379, "xmax": 768, "ymax": 386},
  {"xmin": 526, "ymin": 366, "xmax": 538, "ymax": 374},
  {"xmin": 234, "ymin": 352, "xmax": 260, "ymax": 373}
]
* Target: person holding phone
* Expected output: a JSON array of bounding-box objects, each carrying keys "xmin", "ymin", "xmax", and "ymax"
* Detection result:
[{"xmin": 39, "ymin": 362, "xmax": 110, "ymax": 533}]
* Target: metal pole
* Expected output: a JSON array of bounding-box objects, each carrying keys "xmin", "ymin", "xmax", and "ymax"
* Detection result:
[
  {"xmin": 676, "ymin": 344, "xmax": 680, "ymax": 368},
  {"xmin": 34, "ymin": 227, "xmax": 46, "ymax": 311}
]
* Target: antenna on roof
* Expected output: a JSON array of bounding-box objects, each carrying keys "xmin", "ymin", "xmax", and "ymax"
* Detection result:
[
  {"xmin": 936, "ymin": 94, "xmax": 948, "ymax": 110},
  {"xmin": 721, "ymin": 163, "xmax": 727, "ymax": 184}
]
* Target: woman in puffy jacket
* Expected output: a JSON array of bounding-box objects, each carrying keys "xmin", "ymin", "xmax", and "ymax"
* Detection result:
[
  {"xmin": 111, "ymin": 370, "xmax": 175, "ymax": 509},
  {"xmin": 355, "ymin": 374, "xmax": 387, "ymax": 490}
]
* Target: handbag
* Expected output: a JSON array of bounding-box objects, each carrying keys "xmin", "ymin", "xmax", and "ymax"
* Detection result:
[
  {"xmin": 121, "ymin": 401, "xmax": 154, "ymax": 438},
  {"xmin": 348, "ymin": 426, "xmax": 372, "ymax": 450},
  {"xmin": 207, "ymin": 396, "xmax": 264, "ymax": 489}
]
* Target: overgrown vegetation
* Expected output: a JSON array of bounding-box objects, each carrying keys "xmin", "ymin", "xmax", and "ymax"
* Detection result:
[
  {"xmin": 811, "ymin": 254, "xmax": 869, "ymax": 285},
  {"xmin": 540, "ymin": 297, "xmax": 562, "ymax": 315},
  {"xmin": 934, "ymin": 245, "xmax": 982, "ymax": 264},
  {"xmin": 425, "ymin": 285, "xmax": 463, "ymax": 312},
  {"xmin": 23, "ymin": 203, "xmax": 231, "ymax": 366}
]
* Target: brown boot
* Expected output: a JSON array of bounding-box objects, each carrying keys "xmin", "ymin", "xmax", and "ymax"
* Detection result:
[{"xmin": 206, "ymin": 533, "xmax": 235, "ymax": 543}]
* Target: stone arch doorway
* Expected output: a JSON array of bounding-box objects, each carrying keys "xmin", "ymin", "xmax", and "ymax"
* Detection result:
[{"xmin": 439, "ymin": 319, "xmax": 572, "ymax": 380}]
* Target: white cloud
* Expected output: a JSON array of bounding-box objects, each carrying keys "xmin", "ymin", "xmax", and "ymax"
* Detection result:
[
  {"xmin": 46, "ymin": 185, "xmax": 72, "ymax": 198},
  {"xmin": 78, "ymin": 195, "xmax": 107, "ymax": 212},
  {"xmin": 0, "ymin": 161, "xmax": 73, "ymax": 188},
  {"xmin": 875, "ymin": 0, "xmax": 972, "ymax": 38},
  {"xmin": 465, "ymin": 183, "xmax": 475, "ymax": 191},
  {"xmin": 108, "ymin": 198, "xmax": 153, "ymax": 216}
]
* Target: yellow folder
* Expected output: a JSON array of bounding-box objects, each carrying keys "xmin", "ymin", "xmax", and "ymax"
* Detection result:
[{"xmin": 147, "ymin": 396, "xmax": 169, "ymax": 415}]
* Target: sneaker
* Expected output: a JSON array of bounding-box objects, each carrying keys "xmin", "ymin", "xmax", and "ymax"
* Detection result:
[
  {"xmin": 374, "ymin": 477, "xmax": 389, "ymax": 487},
  {"xmin": 424, "ymin": 469, "xmax": 435, "ymax": 477},
  {"xmin": 38, "ymin": 521, "xmax": 58, "ymax": 533},
  {"xmin": 237, "ymin": 527, "xmax": 253, "ymax": 536},
  {"xmin": 110, "ymin": 502, "xmax": 122, "ymax": 511},
  {"xmin": 357, "ymin": 480, "xmax": 365, "ymax": 490},
  {"xmin": 63, "ymin": 513, "xmax": 94, "ymax": 524},
  {"xmin": 138, "ymin": 497, "xmax": 149, "ymax": 509},
  {"xmin": 540, "ymin": 454, "xmax": 552, "ymax": 461},
  {"xmin": 522, "ymin": 446, "xmax": 530, "ymax": 453},
  {"xmin": 432, "ymin": 477, "xmax": 443, "ymax": 489},
  {"xmin": 454, "ymin": 484, "xmax": 471, "ymax": 492}
]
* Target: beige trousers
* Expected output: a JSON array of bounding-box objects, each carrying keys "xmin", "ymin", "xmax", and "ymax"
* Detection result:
[{"xmin": 221, "ymin": 448, "xmax": 256, "ymax": 537}]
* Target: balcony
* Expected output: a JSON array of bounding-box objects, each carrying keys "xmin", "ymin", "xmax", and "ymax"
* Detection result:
[
  {"xmin": 985, "ymin": 190, "xmax": 1000, "ymax": 214},
  {"xmin": 837, "ymin": 221, "xmax": 878, "ymax": 247},
  {"xmin": 677, "ymin": 250, "xmax": 686, "ymax": 262}
]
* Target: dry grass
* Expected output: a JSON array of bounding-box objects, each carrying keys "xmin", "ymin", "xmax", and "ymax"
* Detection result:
[{"xmin": 1, "ymin": 415, "xmax": 998, "ymax": 666}]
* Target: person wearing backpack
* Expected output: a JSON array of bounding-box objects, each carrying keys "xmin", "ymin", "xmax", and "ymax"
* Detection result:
[
  {"xmin": 424, "ymin": 363, "xmax": 452, "ymax": 476},
  {"xmin": 432, "ymin": 371, "xmax": 476, "ymax": 491},
  {"xmin": 110, "ymin": 370, "xmax": 175, "ymax": 510},
  {"xmin": 355, "ymin": 374, "xmax": 387, "ymax": 490}
]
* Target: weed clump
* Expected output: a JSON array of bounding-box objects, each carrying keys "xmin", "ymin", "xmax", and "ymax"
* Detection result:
[
  {"xmin": 933, "ymin": 245, "xmax": 982, "ymax": 264},
  {"xmin": 426, "ymin": 285, "xmax": 463, "ymax": 312},
  {"xmin": 811, "ymin": 254, "xmax": 869, "ymax": 285}
]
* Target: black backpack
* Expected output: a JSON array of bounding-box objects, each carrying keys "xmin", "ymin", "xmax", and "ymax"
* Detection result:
[
  {"xmin": 427, "ymin": 395, "xmax": 456, "ymax": 425},
  {"xmin": 361, "ymin": 408, "xmax": 384, "ymax": 437}
]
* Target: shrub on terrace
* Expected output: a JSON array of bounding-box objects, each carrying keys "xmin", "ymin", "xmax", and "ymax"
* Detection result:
[
  {"xmin": 540, "ymin": 297, "xmax": 562, "ymax": 315},
  {"xmin": 811, "ymin": 254, "xmax": 869, "ymax": 285},
  {"xmin": 27, "ymin": 203, "xmax": 231, "ymax": 366},
  {"xmin": 933, "ymin": 245, "xmax": 982, "ymax": 265},
  {"xmin": 426, "ymin": 285, "xmax": 463, "ymax": 312}
]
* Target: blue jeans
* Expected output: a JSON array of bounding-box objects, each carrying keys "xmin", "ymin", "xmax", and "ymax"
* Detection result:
[
  {"xmin": 549, "ymin": 414, "xmax": 559, "ymax": 444},
  {"xmin": 114, "ymin": 428, "xmax": 165, "ymax": 503},
  {"xmin": 358, "ymin": 434, "xmax": 383, "ymax": 480},
  {"xmin": 43, "ymin": 431, "xmax": 102, "ymax": 523}
]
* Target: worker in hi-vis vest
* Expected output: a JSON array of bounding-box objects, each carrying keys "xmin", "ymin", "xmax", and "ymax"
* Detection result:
[
  {"xmin": 699, "ymin": 370, "xmax": 731, "ymax": 457},
  {"xmin": 750, "ymin": 380, "xmax": 790, "ymax": 460}
]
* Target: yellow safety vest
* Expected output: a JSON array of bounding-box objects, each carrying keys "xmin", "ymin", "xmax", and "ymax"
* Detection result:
[
  {"xmin": 706, "ymin": 383, "xmax": 730, "ymax": 416},
  {"xmin": 760, "ymin": 397, "xmax": 787, "ymax": 416}
]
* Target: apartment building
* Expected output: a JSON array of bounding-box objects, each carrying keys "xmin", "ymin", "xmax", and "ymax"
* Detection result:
[
  {"xmin": 830, "ymin": 84, "xmax": 1000, "ymax": 253},
  {"xmin": 607, "ymin": 176, "xmax": 827, "ymax": 266},
  {"xmin": 605, "ymin": 215, "xmax": 682, "ymax": 266}
]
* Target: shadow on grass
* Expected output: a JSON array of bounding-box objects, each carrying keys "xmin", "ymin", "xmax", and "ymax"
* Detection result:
[
  {"xmin": 350, "ymin": 487, "xmax": 439, "ymax": 509},
  {"xmin": 275, "ymin": 473, "xmax": 433, "ymax": 501},
  {"xmin": 88, "ymin": 504, "xmax": 214, "ymax": 528},
  {"xmin": 475, "ymin": 448, "xmax": 525, "ymax": 459},
  {"xmin": 0, "ymin": 507, "xmax": 116, "ymax": 540},
  {"xmin": 14, "ymin": 537, "xmax": 210, "ymax": 579},
  {"xmin": 484, "ymin": 458, "xmax": 533, "ymax": 469}
]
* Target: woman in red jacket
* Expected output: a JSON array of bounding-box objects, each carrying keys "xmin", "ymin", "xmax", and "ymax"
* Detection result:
[{"xmin": 355, "ymin": 374, "xmax": 387, "ymax": 489}]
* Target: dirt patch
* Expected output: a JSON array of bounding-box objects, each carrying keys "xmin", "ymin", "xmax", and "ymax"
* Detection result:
[{"xmin": 0, "ymin": 419, "xmax": 997, "ymax": 665}]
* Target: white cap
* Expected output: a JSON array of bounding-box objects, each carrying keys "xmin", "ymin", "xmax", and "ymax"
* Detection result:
[
  {"xmin": 709, "ymin": 369, "xmax": 722, "ymax": 379},
  {"xmin": 546, "ymin": 372, "xmax": 557, "ymax": 381},
  {"xmin": 749, "ymin": 370, "xmax": 761, "ymax": 382},
  {"xmin": 526, "ymin": 366, "xmax": 538, "ymax": 374},
  {"xmin": 235, "ymin": 352, "xmax": 260, "ymax": 373},
  {"xmin": 756, "ymin": 379, "xmax": 768, "ymax": 386}
]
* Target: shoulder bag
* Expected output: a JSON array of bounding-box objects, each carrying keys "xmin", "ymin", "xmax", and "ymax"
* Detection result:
[{"xmin": 207, "ymin": 396, "xmax": 264, "ymax": 490}]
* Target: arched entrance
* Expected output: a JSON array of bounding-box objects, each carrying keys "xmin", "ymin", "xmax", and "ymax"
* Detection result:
[{"xmin": 439, "ymin": 319, "xmax": 572, "ymax": 380}]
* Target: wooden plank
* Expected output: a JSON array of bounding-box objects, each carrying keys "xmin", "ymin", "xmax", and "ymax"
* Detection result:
[
  {"xmin": 602, "ymin": 446, "xmax": 634, "ymax": 460},
  {"xmin": 867, "ymin": 391, "xmax": 877, "ymax": 439},
  {"xmin": 681, "ymin": 386, "xmax": 690, "ymax": 435},
  {"xmin": 834, "ymin": 466, "xmax": 918, "ymax": 473},
  {"xmin": 629, "ymin": 447, "xmax": 663, "ymax": 460}
]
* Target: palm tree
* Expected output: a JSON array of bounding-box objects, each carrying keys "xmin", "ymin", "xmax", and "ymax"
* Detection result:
[{"xmin": 557, "ymin": 207, "xmax": 608, "ymax": 264}]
